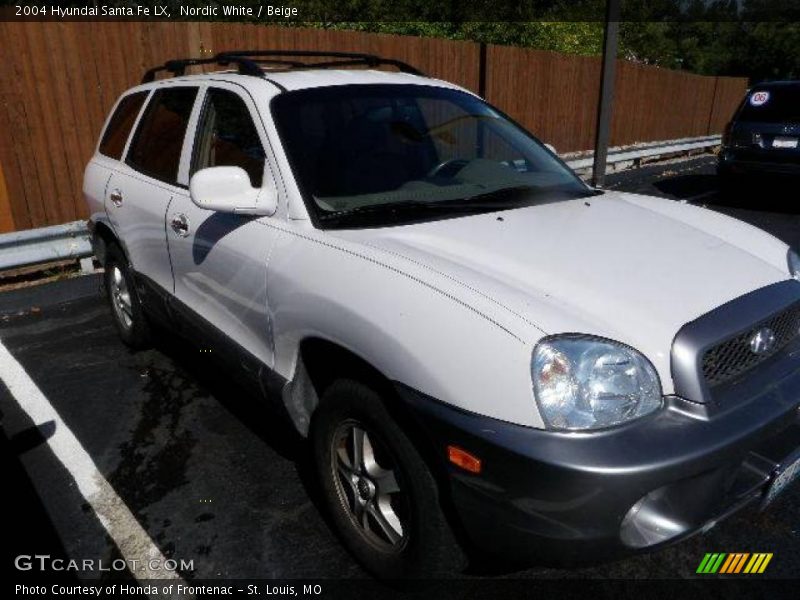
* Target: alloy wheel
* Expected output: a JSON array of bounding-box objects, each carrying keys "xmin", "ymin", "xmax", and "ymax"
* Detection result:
[
  {"xmin": 331, "ymin": 420, "xmax": 408, "ymax": 549},
  {"xmin": 109, "ymin": 265, "xmax": 133, "ymax": 330}
]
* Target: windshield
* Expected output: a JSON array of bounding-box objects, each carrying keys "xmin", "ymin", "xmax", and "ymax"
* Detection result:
[
  {"xmin": 271, "ymin": 84, "xmax": 591, "ymax": 228},
  {"xmin": 738, "ymin": 86, "xmax": 800, "ymax": 124}
]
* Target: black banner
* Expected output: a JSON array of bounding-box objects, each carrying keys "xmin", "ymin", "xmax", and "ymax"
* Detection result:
[
  {"xmin": 6, "ymin": 578, "xmax": 800, "ymax": 600},
  {"xmin": 2, "ymin": 0, "xmax": 800, "ymax": 23}
]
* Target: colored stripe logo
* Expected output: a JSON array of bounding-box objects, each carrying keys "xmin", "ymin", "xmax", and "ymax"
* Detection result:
[{"xmin": 696, "ymin": 553, "xmax": 773, "ymax": 574}]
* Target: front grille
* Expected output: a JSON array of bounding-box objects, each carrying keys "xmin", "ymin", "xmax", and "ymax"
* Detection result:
[{"xmin": 702, "ymin": 303, "xmax": 800, "ymax": 387}]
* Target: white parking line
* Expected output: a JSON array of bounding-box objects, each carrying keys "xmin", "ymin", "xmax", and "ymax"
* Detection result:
[{"xmin": 0, "ymin": 338, "xmax": 189, "ymax": 591}]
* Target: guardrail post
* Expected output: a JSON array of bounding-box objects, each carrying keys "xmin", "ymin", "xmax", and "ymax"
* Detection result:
[
  {"xmin": 592, "ymin": 0, "xmax": 621, "ymax": 188},
  {"xmin": 79, "ymin": 257, "xmax": 94, "ymax": 274}
]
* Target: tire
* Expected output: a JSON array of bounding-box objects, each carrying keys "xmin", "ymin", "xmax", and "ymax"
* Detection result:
[
  {"xmin": 104, "ymin": 243, "xmax": 152, "ymax": 349},
  {"xmin": 311, "ymin": 379, "xmax": 466, "ymax": 580}
]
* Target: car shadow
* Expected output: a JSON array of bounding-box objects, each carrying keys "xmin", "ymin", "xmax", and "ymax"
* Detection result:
[
  {"xmin": 149, "ymin": 330, "xmax": 305, "ymax": 462},
  {"xmin": 147, "ymin": 329, "xmax": 334, "ymax": 542},
  {"xmin": 653, "ymin": 173, "xmax": 717, "ymax": 200},
  {"xmin": 1, "ymin": 418, "xmax": 76, "ymax": 580},
  {"xmin": 649, "ymin": 168, "xmax": 800, "ymax": 215}
]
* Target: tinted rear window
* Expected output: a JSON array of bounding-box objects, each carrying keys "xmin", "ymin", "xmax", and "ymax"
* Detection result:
[
  {"xmin": 738, "ymin": 86, "xmax": 800, "ymax": 123},
  {"xmin": 99, "ymin": 91, "xmax": 148, "ymax": 160},
  {"xmin": 126, "ymin": 87, "xmax": 198, "ymax": 184}
]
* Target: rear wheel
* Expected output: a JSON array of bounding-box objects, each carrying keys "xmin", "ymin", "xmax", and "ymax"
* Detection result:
[
  {"xmin": 104, "ymin": 244, "xmax": 152, "ymax": 349},
  {"xmin": 311, "ymin": 379, "xmax": 465, "ymax": 580}
]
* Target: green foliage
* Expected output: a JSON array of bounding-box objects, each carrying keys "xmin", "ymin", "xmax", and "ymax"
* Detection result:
[
  {"xmin": 290, "ymin": 21, "xmax": 605, "ymax": 55},
  {"xmin": 282, "ymin": 1, "xmax": 800, "ymax": 82},
  {"xmin": 29, "ymin": 0, "xmax": 797, "ymax": 81}
]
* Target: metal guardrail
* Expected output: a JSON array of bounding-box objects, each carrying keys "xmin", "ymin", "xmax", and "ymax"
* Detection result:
[
  {"xmin": 0, "ymin": 135, "xmax": 721, "ymax": 273},
  {"xmin": 564, "ymin": 135, "xmax": 721, "ymax": 171},
  {"xmin": 0, "ymin": 221, "xmax": 92, "ymax": 272}
]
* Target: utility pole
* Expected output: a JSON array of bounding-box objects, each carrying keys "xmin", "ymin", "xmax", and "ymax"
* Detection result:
[{"xmin": 591, "ymin": 0, "xmax": 621, "ymax": 188}]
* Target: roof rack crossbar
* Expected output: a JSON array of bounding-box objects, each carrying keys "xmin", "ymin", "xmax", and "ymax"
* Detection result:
[
  {"xmin": 141, "ymin": 50, "xmax": 423, "ymax": 84},
  {"xmin": 217, "ymin": 50, "xmax": 424, "ymax": 75},
  {"xmin": 245, "ymin": 59, "xmax": 310, "ymax": 69},
  {"xmin": 214, "ymin": 55, "xmax": 263, "ymax": 77},
  {"xmin": 141, "ymin": 57, "xmax": 219, "ymax": 83},
  {"xmin": 141, "ymin": 55, "xmax": 265, "ymax": 83}
]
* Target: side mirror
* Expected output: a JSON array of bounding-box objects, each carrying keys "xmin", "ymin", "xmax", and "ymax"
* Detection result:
[
  {"xmin": 544, "ymin": 143, "xmax": 557, "ymax": 154},
  {"xmin": 189, "ymin": 166, "xmax": 277, "ymax": 216}
]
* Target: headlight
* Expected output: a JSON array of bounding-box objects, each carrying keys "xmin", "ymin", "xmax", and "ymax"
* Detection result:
[
  {"xmin": 532, "ymin": 335, "xmax": 662, "ymax": 430},
  {"xmin": 788, "ymin": 248, "xmax": 800, "ymax": 281}
]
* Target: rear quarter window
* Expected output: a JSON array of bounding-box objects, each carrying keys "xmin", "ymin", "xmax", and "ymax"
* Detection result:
[
  {"xmin": 126, "ymin": 87, "xmax": 199, "ymax": 184},
  {"xmin": 99, "ymin": 91, "xmax": 148, "ymax": 160}
]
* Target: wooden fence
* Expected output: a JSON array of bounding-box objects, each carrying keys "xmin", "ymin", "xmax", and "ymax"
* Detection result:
[{"xmin": 0, "ymin": 22, "xmax": 747, "ymax": 232}]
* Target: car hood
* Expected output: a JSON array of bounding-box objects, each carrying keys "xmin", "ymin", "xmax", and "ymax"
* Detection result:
[{"xmin": 332, "ymin": 191, "xmax": 790, "ymax": 392}]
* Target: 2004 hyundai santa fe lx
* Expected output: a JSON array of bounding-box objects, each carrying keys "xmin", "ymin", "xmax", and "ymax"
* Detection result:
[{"xmin": 83, "ymin": 51, "xmax": 800, "ymax": 579}]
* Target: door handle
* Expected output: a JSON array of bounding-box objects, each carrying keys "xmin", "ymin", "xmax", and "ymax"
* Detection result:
[
  {"xmin": 109, "ymin": 189, "xmax": 123, "ymax": 207},
  {"xmin": 170, "ymin": 213, "xmax": 190, "ymax": 237}
]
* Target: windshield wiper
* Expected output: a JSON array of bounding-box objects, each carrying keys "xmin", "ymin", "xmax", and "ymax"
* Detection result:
[
  {"xmin": 318, "ymin": 185, "xmax": 540, "ymax": 222},
  {"xmin": 318, "ymin": 198, "xmax": 493, "ymax": 225},
  {"xmin": 316, "ymin": 184, "xmax": 597, "ymax": 227},
  {"xmin": 453, "ymin": 184, "xmax": 538, "ymax": 205}
]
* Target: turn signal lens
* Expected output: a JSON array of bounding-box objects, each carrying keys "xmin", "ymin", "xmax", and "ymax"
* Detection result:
[{"xmin": 447, "ymin": 445, "xmax": 482, "ymax": 474}]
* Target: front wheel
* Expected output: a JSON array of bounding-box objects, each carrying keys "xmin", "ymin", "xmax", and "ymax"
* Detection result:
[
  {"xmin": 311, "ymin": 379, "xmax": 465, "ymax": 580},
  {"xmin": 104, "ymin": 244, "xmax": 152, "ymax": 349}
]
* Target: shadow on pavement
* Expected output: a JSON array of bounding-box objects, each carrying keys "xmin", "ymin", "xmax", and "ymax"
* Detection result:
[
  {"xmin": 711, "ymin": 175, "xmax": 800, "ymax": 214},
  {"xmin": 0, "ymin": 414, "xmax": 74, "ymax": 580},
  {"xmin": 149, "ymin": 331, "xmax": 305, "ymax": 462},
  {"xmin": 653, "ymin": 173, "xmax": 718, "ymax": 200},
  {"xmin": 145, "ymin": 330, "xmax": 336, "ymax": 546}
]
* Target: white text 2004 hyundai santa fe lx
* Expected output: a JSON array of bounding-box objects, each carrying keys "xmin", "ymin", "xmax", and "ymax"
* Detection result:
[{"xmin": 83, "ymin": 51, "xmax": 800, "ymax": 578}]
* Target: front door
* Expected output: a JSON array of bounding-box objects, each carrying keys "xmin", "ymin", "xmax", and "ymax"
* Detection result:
[{"xmin": 165, "ymin": 83, "xmax": 281, "ymax": 370}]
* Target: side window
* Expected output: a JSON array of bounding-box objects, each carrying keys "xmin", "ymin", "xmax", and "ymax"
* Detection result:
[
  {"xmin": 126, "ymin": 87, "xmax": 198, "ymax": 184},
  {"xmin": 99, "ymin": 91, "xmax": 148, "ymax": 160},
  {"xmin": 192, "ymin": 88, "xmax": 265, "ymax": 187}
]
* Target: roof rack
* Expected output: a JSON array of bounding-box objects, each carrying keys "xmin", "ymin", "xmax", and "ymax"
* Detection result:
[
  {"xmin": 141, "ymin": 50, "xmax": 423, "ymax": 84},
  {"xmin": 141, "ymin": 55, "xmax": 262, "ymax": 83},
  {"xmin": 220, "ymin": 50, "xmax": 424, "ymax": 75}
]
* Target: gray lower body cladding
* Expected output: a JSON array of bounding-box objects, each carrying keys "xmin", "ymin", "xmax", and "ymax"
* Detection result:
[{"xmin": 394, "ymin": 371, "xmax": 800, "ymax": 564}]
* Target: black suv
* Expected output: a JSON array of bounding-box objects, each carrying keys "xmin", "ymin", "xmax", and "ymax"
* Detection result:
[{"xmin": 719, "ymin": 81, "xmax": 800, "ymax": 181}]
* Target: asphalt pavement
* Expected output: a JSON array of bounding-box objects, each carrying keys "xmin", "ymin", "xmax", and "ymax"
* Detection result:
[{"xmin": 1, "ymin": 154, "xmax": 798, "ymax": 594}]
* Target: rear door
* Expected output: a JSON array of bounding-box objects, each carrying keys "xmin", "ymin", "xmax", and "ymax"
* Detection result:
[
  {"xmin": 106, "ymin": 85, "xmax": 199, "ymax": 295},
  {"xmin": 86, "ymin": 90, "xmax": 149, "ymax": 228},
  {"xmin": 165, "ymin": 83, "xmax": 281, "ymax": 370}
]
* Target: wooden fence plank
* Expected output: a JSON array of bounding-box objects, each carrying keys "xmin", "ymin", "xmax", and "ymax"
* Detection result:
[
  {"xmin": 0, "ymin": 22, "xmax": 34, "ymax": 230},
  {"xmin": 0, "ymin": 160, "xmax": 14, "ymax": 233},
  {"xmin": 0, "ymin": 23, "xmax": 749, "ymax": 230}
]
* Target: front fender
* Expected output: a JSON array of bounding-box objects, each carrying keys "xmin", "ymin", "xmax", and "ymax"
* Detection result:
[{"xmin": 266, "ymin": 227, "xmax": 544, "ymax": 428}]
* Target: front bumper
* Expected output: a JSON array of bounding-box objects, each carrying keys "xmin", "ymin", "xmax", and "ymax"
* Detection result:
[{"xmin": 395, "ymin": 372, "xmax": 800, "ymax": 564}]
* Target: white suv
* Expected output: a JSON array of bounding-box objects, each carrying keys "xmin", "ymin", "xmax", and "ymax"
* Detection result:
[{"xmin": 84, "ymin": 51, "xmax": 800, "ymax": 579}]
